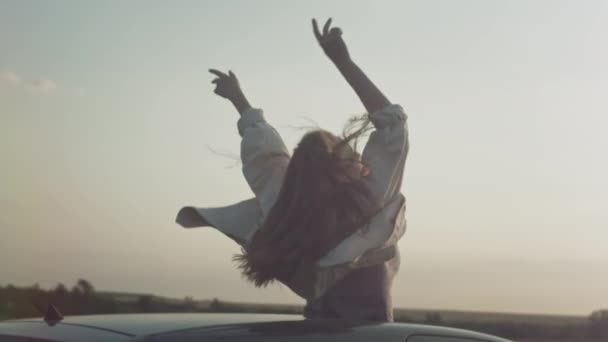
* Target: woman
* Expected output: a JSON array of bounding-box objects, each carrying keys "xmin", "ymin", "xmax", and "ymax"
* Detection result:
[{"xmin": 177, "ymin": 18, "xmax": 409, "ymax": 321}]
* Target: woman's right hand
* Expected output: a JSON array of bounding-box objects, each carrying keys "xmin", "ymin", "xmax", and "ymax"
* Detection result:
[
  {"xmin": 312, "ymin": 18, "xmax": 351, "ymax": 64},
  {"xmin": 209, "ymin": 69, "xmax": 252, "ymax": 114},
  {"xmin": 209, "ymin": 69, "xmax": 242, "ymax": 101}
]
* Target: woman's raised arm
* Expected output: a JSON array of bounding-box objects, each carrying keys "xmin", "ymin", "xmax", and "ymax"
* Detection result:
[
  {"xmin": 209, "ymin": 69, "xmax": 290, "ymax": 217},
  {"xmin": 312, "ymin": 18, "xmax": 391, "ymax": 114},
  {"xmin": 312, "ymin": 19, "xmax": 408, "ymax": 207}
]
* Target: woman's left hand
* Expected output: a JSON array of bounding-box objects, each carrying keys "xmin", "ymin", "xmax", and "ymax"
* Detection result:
[{"xmin": 312, "ymin": 18, "xmax": 351, "ymax": 64}]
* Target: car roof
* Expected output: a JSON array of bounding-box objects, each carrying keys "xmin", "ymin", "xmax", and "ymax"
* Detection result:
[
  {"xmin": 4, "ymin": 313, "xmax": 300, "ymax": 337},
  {"xmin": 2, "ymin": 313, "xmax": 511, "ymax": 342}
]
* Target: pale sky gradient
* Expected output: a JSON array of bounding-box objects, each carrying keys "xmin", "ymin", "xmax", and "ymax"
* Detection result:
[{"xmin": 1, "ymin": 0, "xmax": 607, "ymax": 316}]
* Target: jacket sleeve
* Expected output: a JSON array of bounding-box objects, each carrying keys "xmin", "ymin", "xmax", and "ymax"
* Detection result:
[
  {"xmin": 361, "ymin": 104, "xmax": 409, "ymax": 207},
  {"xmin": 238, "ymin": 108, "xmax": 291, "ymax": 218},
  {"xmin": 317, "ymin": 104, "xmax": 408, "ymax": 267}
]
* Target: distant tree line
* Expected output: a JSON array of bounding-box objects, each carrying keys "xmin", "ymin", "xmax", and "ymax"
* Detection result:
[
  {"xmin": 0, "ymin": 280, "xmax": 200, "ymax": 320},
  {"xmin": 394, "ymin": 310, "xmax": 608, "ymax": 340},
  {"xmin": 0, "ymin": 279, "xmax": 110, "ymax": 319},
  {"xmin": 1, "ymin": 281, "xmax": 607, "ymax": 340}
]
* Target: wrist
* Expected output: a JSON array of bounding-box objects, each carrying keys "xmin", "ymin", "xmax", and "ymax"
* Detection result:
[
  {"xmin": 332, "ymin": 55, "xmax": 354, "ymax": 68},
  {"xmin": 231, "ymin": 92, "xmax": 252, "ymax": 114}
]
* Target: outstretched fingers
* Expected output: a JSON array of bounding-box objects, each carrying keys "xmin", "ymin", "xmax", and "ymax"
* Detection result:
[
  {"xmin": 312, "ymin": 18, "xmax": 322, "ymax": 41},
  {"xmin": 323, "ymin": 18, "xmax": 332, "ymax": 36},
  {"xmin": 209, "ymin": 69, "xmax": 228, "ymax": 78}
]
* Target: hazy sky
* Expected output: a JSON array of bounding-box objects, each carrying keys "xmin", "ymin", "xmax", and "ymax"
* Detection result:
[{"xmin": 1, "ymin": 0, "xmax": 607, "ymax": 316}]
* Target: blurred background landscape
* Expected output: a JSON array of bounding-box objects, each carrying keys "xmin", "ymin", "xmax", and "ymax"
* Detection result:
[
  {"xmin": 1, "ymin": 279, "xmax": 606, "ymax": 341},
  {"xmin": 2, "ymin": 1, "xmax": 607, "ymax": 341}
]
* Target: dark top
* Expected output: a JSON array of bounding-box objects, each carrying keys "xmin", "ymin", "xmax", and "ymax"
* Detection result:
[{"xmin": 303, "ymin": 252, "xmax": 400, "ymax": 322}]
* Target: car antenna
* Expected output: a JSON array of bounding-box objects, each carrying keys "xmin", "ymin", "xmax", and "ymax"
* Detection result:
[{"xmin": 44, "ymin": 304, "xmax": 63, "ymax": 326}]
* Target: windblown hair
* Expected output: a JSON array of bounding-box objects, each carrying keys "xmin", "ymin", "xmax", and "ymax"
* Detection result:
[{"xmin": 234, "ymin": 114, "xmax": 379, "ymax": 288}]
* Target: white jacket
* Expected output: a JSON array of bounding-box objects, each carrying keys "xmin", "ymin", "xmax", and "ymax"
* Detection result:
[{"xmin": 176, "ymin": 104, "xmax": 409, "ymax": 297}]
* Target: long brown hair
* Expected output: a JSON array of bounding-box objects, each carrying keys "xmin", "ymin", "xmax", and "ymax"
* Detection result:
[{"xmin": 234, "ymin": 115, "xmax": 378, "ymax": 287}]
